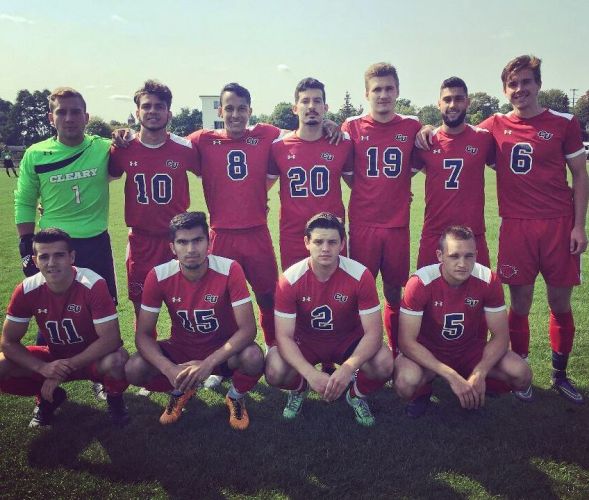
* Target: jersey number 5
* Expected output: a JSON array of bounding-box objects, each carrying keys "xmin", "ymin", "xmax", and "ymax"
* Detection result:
[{"xmin": 441, "ymin": 313, "xmax": 464, "ymax": 341}]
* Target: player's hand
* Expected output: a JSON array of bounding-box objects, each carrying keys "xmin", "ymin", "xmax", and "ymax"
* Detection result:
[
  {"xmin": 39, "ymin": 359, "xmax": 74, "ymax": 381},
  {"xmin": 466, "ymin": 370, "xmax": 486, "ymax": 409},
  {"xmin": 570, "ymin": 226, "xmax": 588, "ymax": 255},
  {"xmin": 447, "ymin": 372, "xmax": 478, "ymax": 410},
  {"xmin": 175, "ymin": 359, "xmax": 214, "ymax": 392},
  {"xmin": 323, "ymin": 364, "xmax": 354, "ymax": 402},
  {"xmin": 111, "ymin": 128, "xmax": 135, "ymax": 148},
  {"xmin": 40, "ymin": 378, "xmax": 61, "ymax": 403},
  {"xmin": 415, "ymin": 125, "xmax": 435, "ymax": 150},
  {"xmin": 162, "ymin": 364, "xmax": 183, "ymax": 388},
  {"xmin": 322, "ymin": 119, "xmax": 343, "ymax": 145},
  {"xmin": 18, "ymin": 233, "xmax": 38, "ymax": 277},
  {"xmin": 306, "ymin": 369, "xmax": 330, "ymax": 397}
]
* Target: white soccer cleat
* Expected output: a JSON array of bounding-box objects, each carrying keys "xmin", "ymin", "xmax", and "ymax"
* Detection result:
[{"xmin": 203, "ymin": 375, "xmax": 224, "ymax": 390}]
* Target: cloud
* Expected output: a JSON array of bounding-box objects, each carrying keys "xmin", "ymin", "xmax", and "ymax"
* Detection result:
[
  {"xmin": 109, "ymin": 94, "xmax": 132, "ymax": 102},
  {"xmin": 277, "ymin": 64, "xmax": 291, "ymax": 72},
  {"xmin": 0, "ymin": 13, "xmax": 34, "ymax": 24},
  {"xmin": 111, "ymin": 14, "xmax": 127, "ymax": 23}
]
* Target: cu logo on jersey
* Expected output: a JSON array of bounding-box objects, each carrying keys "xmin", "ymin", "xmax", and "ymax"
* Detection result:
[
  {"xmin": 67, "ymin": 304, "xmax": 81, "ymax": 313},
  {"xmin": 465, "ymin": 145, "xmax": 478, "ymax": 155},
  {"xmin": 395, "ymin": 134, "xmax": 408, "ymax": 142},
  {"xmin": 246, "ymin": 137, "xmax": 259, "ymax": 145},
  {"xmin": 204, "ymin": 294, "xmax": 218, "ymax": 304},
  {"xmin": 334, "ymin": 292, "xmax": 348, "ymax": 303},
  {"xmin": 165, "ymin": 160, "xmax": 179, "ymax": 169},
  {"xmin": 465, "ymin": 297, "xmax": 479, "ymax": 308},
  {"xmin": 537, "ymin": 130, "xmax": 553, "ymax": 141},
  {"xmin": 320, "ymin": 152, "xmax": 334, "ymax": 161}
]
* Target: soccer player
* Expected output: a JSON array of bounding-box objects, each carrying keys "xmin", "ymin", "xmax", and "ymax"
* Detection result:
[
  {"xmin": 4, "ymin": 150, "xmax": 18, "ymax": 177},
  {"xmin": 109, "ymin": 80, "xmax": 199, "ymax": 322},
  {"xmin": 341, "ymin": 63, "xmax": 421, "ymax": 355},
  {"xmin": 413, "ymin": 77, "xmax": 494, "ymax": 268},
  {"xmin": 265, "ymin": 212, "xmax": 394, "ymax": 427},
  {"xmin": 124, "ymin": 212, "xmax": 264, "ymax": 430},
  {"xmin": 268, "ymin": 78, "xmax": 354, "ymax": 271},
  {"xmin": 394, "ymin": 226, "xmax": 532, "ymax": 417},
  {"xmin": 0, "ymin": 228, "xmax": 129, "ymax": 428}
]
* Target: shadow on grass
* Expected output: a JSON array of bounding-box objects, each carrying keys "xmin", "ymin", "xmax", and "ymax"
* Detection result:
[{"xmin": 20, "ymin": 381, "xmax": 589, "ymax": 499}]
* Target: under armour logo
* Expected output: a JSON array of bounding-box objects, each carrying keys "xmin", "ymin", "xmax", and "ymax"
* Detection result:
[
  {"xmin": 434, "ymin": 301, "xmax": 443, "ymax": 307},
  {"xmin": 129, "ymin": 161, "xmax": 138, "ymax": 166},
  {"xmin": 360, "ymin": 135, "xmax": 369, "ymax": 141},
  {"xmin": 432, "ymin": 149, "xmax": 441, "ymax": 154},
  {"xmin": 301, "ymin": 296, "xmax": 311, "ymax": 302},
  {"xmin": 172, "ymin": 297, "xmax": 182, "ymax": 303},
  {"xmin": 213, "ymin": 140, "xmax": 222, "ymax": 145},
  {"xmin": 37, "ymin": 308, "xmax": 48, "ymax": 314},
  {"xmin": 504, "ymin": 130, "xmax": 512, "ymax": 135},
  {"xmin": 288, "ymin": 154, "xmax": 296, "ymax": 160},
  {"xmin": 538, "ymin": 130, "xmax": 553, "ymax": 141}
]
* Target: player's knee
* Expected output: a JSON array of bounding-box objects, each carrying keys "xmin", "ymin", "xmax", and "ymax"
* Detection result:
[
  {"xmin": 371, "ymin": 349, "xmax": 394, "ymax": 380},
  {"xmin": 393, "ymin": 363, "xmax": 421, "ymax": 399},
  {"xmin": 509, "ymin": 286, "xmax": 534, "ymax": 314},
  {"xmin": 512, "ymin": 361, "xmax": 533, "ymax": 390},
  {"xmin": 239, "ymin": 344, "xmax": 264, "ymax": 373},
  {"xmin": 124, "ymin": 353, "xmax": 150, "ymax": 385},
  {"xmin": 264, "ymin": 353, "xmax": 288, "ymax": 386},
  {"xmin": 0, "ymin": 354, "xmax": 14, "ymax": 379}
]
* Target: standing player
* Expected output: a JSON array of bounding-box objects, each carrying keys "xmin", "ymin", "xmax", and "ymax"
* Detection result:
[
  {"xmin": 0, "ymin": 228, "xmax": 129, "ymax": 427},
  {"xmin": 124, "ymin": 212, "xmax": 264, "ymax": 430},
  {"xmin": 394, "ymin": 226, "xmax": 532, "ymax": 417},
  {"xmin": 413, "ymin": 77, "xmax": 494, "ymax": 268},
  {"xmin": 265, "ymin": 213, "xmax": 394, "ymax": 426},
  {"xmin": 109, "ymin": 80, "xmax": 199, "ymax": 322},
  {"xmin": 477, "ymin": 56, "xmax": 588, "ymax": 403},
  {"xmin": 268, "ymin": 78, "xmax": 354, "ymax": 270},
  {"xmin": 342, "ymin": 63, "xmax": 421, "ymax": 354},
  {"xmin": 4, "ymin": 150, "xmax": 18, "ymax": 177}
]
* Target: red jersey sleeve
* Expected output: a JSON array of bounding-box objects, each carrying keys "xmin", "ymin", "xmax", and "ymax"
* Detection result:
[
  {"xmin": 88, "ymin": 279, "xmax": 118, "ymax": 324},
  {"xmin": 108, "ymin": 145, "xmax": 125, "ymax": 177},
  {"xmin": 274, "ymin": 276, "xmax": 297, "ymax": 317},
  {"xmin": 478, "ymin": 115, "xmax": 495, "ymax": 134},
  {"xmin": 187, "ymin": 129, "xmax": 204, "ymax": 176},
  {"xmin": 268, "ymin": 146, "xmax": 280, "ymax": 177},
  {"xmin": 483, "ymin": 272, "xmax": 506, "ymax": 312},
  {"xmin": 357, "ymin": 269, "xmax": 380, "ymax": 314},
  {"xmin": 564, "ymin": 116, "xmax": 584, "ymax": 157},
  {"xmin": 342, "ymin": 140, "xmax": 354, "ymax": 176},
  {"xmin": 227, "ymin": 261, "xmax": 252, "ymax": 307},
  {"xmin": 141, "ymin": 269, "xmax": 165, "ymax": 312},
  {"xmin": 400, "ymin": 275, "xmax": 428, "ymax": 314},
  {"xmin": 5, "ymin": 284, "xmax": 32, "ymax": 323}
]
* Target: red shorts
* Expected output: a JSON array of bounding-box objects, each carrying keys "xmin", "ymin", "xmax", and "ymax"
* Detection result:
[
  {"xmin": 349, "ymin": 225, "xmax": 409, "ymax": 286},
  {"xmin": 417, "ymin": 232, "xmax": 490, "ymax": 269},
  {"xmin": 296, "ymin": 334, "xmax": 361, "ymax": 365},
  {"xmin": 497, "ymin": 217, "xmax": 581, "ymax": 286},
  {"xmin": 24, "ymin": 346, "xmax": 102, "ymax": 381},
  {"xmin": 434, "ymin": 346, "xmax": 485, "ymax": 379},
  {"xmin": 158, "ymin": 340, "xmax": 232, "ymax": 377},
  {"xmin": 210, "ymin": 226, "xmax": 278, "ymax": 296},
  {"xmin": 126, "ymin": 229, "xmax": 174, "ymax": 302},
  {"xmin": 280, "ymin": 231, "xmax": 348, "ymax": 271}
]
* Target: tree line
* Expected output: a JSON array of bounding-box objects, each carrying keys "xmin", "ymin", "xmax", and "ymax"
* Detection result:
[{"xmin": 1, "ymin": 88, "xmax": 588, "ymax": 146}]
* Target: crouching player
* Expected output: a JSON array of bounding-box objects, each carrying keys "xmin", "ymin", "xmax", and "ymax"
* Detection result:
[
  {"xmin": 0, "ymin": 228, "xmax": 129, "ymax": 428},
  {"xmin": 124, "ymin": 212, "xmax": 263, "ymax": 430},
  {"xmin": 265, "ymin": 213, "xmax": 393, "ymax": 426},
  {"xmin": 394, "ymin": 226, "xmax": 532, "ymax": 417}
]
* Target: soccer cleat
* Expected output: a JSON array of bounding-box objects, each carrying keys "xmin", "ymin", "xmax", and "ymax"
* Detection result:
[
  {"xmin": 91, "ymin": 382, "xmax": 107, "ymax": 401},
  {"xmin": 107, "ymin": 394, "xmax": 130, "ymax": 426},
  {"xmin": 405, "ymin": 392, "xmax": 432, "ymax": 418},
  {"xmin": 29, "ymin": 387, "xmax": 67, "ymax": 428},
  {"xmin": 225, "ymin": 394, "xmax": 249, "ymax": 430},
  {"xmin": 203, "ymin": 374, "xmax": 224, "ymax": 390},
  {"xmin": 159, "ymin": 389, "xmax": 195, "ymax": 425},
  {"xmin": 137, "ymin": 387, "xmax": 152, "ymax": 397},
  {"xmin": 512, "ymin": 385, "xmax": 533, "ymax": 403},
  {"xmin": 552, "ymin": 377, "xmax": 584, "ymax": 404},
  {"xmin": 346, "ymin": 389, "xmax": 375, "ymax": 427},
  {"xmin": 283, "ymin": 389, "xmax": 308, "ymax": 420}
]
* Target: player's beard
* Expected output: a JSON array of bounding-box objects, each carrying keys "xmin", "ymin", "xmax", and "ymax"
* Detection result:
[
  {"xmin": 139, "ymin": 116, "xmax": 169, "ymax": 132},
  {"xmin": 441, "ymin": 109, "xmax": 467, "ymax": 128}
]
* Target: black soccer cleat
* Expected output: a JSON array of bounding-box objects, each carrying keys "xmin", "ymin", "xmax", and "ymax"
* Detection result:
[
  {"xmin": 29, "ymin": 387, "xmax": 67, "ymax": 428},
  {"xmin": 107, "ymin": 394, "xmax": 130, "ymax": 426}
]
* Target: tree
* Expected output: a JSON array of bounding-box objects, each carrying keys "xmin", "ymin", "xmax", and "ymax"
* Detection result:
[
  {"xmin": 417, "ymin": 104, "xmax": 441, "ymax": 126},
  {"xmin": 269, "ymin": 102, "xmax": 298, "ymax": 130},
  {"xmin": 86, "ymin": 116, "xmax": 112, "ymax": 138},
  {"xmin": 249, "ymin": 113, "xmax": 270, "ymax": 125},
  {"xmin": 169, "ymin": 107, "xmax": 202, "ymax": 136},
  {"xmin": 499, "ymin": 103, "xmax": 513, "ymax": 114},
  {"xmin": 467, "ymin": 92, "xmax": 499, "ymax": 125},
  {"xmin": 3, "ymin": 89, "xmax": 52, "ymax": 145},
  {"xmin": 396, "ymin": 98, "xmax": 417, "ymax": 116},
  {"xmin": 0, "ymin": 97, "xmax": 13, "ymax": 144},
  {"xmin": 574, "ymin": 90, "xmax": 589, "ymax": 135},
  {"xmin": 333, "ymin": 91, "xmax": 363, "ymax": 124},
  {"xmin": 538, "ymin": 89, "xmax": 569, "ymax": 113}
]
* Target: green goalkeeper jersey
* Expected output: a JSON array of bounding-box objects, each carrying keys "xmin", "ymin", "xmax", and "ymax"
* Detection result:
[{"xmin": 14, "ymin": 134, "xmax": 110, "ymax": 238}]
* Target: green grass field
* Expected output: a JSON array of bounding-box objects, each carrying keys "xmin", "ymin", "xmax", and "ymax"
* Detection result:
[{"xmin": 0, "ymin": 169, "xmax": 588, "ymax": 499}]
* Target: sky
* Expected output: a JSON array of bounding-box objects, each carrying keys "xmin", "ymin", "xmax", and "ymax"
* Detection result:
[{"xmin": 1, "ymin": 0, "xmax": 587, "ymax": 122}]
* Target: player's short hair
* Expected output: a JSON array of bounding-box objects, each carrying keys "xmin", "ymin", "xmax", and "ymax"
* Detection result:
[
  {"xmin": 169, "ymin": 211, "xmax": 209, "ymax": 241},
  {"xmin": 295, "ymin": 78, "xmax": 326, "ymax": 103},
  {"xmin": 33, "ymin": 228, "xmax": 73, "ymax": 253},
  {"xmin": 220, "ymin": 82, "xmax": 251, "ymax": 106},
  {"xmin": 364, "ymin": 62, "xmax": 399, "ymax": 90},
  {"xmin": 134, "ymin": 80, "xmax": 173, "ymax": 109},
  {"xmin": 501, "ymin": 55, "xmax": 542, "ymax": 90},
  {"xmin": 48, "ymin": 87, "xmax": 87, "ymax": 112},
  {"xmin": 305, "ymin": 212, "xmax": 345, "ymax": 241},
  {"xmin": 438, "ymin": 225, "xmax": 475, "ymax": 252},
  {"xmin": 440, "ymin": 76, "xmax": 468, "ymax": 95}
]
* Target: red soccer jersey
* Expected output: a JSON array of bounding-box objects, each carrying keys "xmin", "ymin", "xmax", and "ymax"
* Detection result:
[
  {"xmin": 141, "ymin": 255, "xmax": 251, "ymax": 355},
  {"xmin": 189, "ymin": 124, "xmax": 281, "ymax": 230},
  {"xmin": 342, "ymin": 113, "xmax": 421, "ymax": 228},
  {"xmin": 109, "ymin": 134, "xmax": 199, "ymax": 235},
  {"xmin": 274, "ymin": 256, "xmax": 380, "ymax": 347},
  {"xmin": 413, "ymin": 124, "xmax": 495, "ymax": 236},
  {"xmin": 268, "ymin": 133, "xmax": 353, "ymax": 237},
  {"xmin": 479, "ymin": 110, "xmax": 585, "ymax": 219},
  {"xmin": 400, "ymin": 263, "xmax": 505, "ymax": 359},
  {"xmin": 6, "ymin": 267, "xmax": 118, "ymax": 359}
]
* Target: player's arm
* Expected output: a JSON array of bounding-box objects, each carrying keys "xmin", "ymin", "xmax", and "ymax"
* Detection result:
[
  {"xmin": 14, "ymin": 153, "xmax": 40, "ymax": 275},
  {"xmin": 567, "ymin": 153, "xmax": 589, "ymax": 255},
  {"xmin": 415, "ymin": 125, "xmax": 435, "ymax": 150},
  {"xmin": 66, "ymin": 318, "xmax": 123, "ymax": 371},
  {"xmin": 176, "ymin": 301, "xmax": 257, "ymax": 392},
  {"xmin": 399, "ymin": 311, "xmax": 478, "ymax": 409},
  {"xmin": 1, "ymin": 319, "xmax": 73, "ymax": 380}
]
